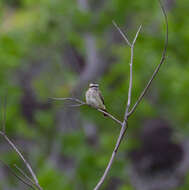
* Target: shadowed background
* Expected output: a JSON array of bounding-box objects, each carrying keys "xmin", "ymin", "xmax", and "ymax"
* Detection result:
[{"xmin": 0, "ymin": 0, "xmax": 189, "ymax": 189}]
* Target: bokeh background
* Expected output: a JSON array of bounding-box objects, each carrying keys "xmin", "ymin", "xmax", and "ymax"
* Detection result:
[{"xmin": 0, "ymin": 0, "xmax": 189, "ymax": 189}]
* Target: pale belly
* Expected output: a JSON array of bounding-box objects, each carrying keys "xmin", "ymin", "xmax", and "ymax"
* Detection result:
[{"xmin": 86, "ymin": 90, "xmax": 105, "ymax": 109}]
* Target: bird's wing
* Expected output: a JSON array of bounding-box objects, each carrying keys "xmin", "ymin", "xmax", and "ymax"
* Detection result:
[{"xmin": 99, "ymin": 91, "xmax": 105, "ymax": 105}]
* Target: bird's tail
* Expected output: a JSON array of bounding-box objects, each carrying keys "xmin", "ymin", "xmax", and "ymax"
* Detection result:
[{"xmin": 102, "ymin": 109, "xmax": 108, "ymax": 117}]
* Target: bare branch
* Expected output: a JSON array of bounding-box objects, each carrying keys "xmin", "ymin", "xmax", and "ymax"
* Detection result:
[
  {"xmin": 0, "ymin": 160, "xmax": 36, "ymax": 190},
  {"xmin": 128, "ymin": 0, "xmax": 168, "ymax": 117},
  {"xmin": 0, "ymin": 96, "xmax": 43, "ymax": 189},
  {"xmin": 125, "ymin": 25, "xmax": 142, "ymax": 116},
  {"xmin": 50, "ymin": 97, "xmax": 122, "ymax": 126},
  {"xmin": 94, "ymin": 23, "xmax": 141, "ymax": 190},
  {"xmin": 0, "ymin": 132, "xmax": 43, "ymax": 190},
  {"xmin": 112, "ymin": 20, "xmax": 132, "ymax": 47},
  {"xmin": 68, "ymin": 103, "xmax": 87, "ymax": 107},
  {"xmin": 14, "ymin": 164, "xmax": 36, "ymax": 187},
  {"xmin": 94, "ymin": 1, "xmax": 168, "ymax": 189},
  {"xmin": 132, "ymin": 25, "xmax": 142, "ymax": 46},
  {"xmin": 97, "ymin": 109, "xmax": 122, "ymax": 125},
  {"xmin": 49, "ymin": 97, "xmax": 84, "ymax": 104},
  {"xmin": 94, "ymin": 120, "xmax": 128, "ymax": 190}
]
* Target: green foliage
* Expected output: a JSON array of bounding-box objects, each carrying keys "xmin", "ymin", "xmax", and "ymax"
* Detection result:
[{"xmin": 0, "ymin": 0, "xmax": 189, "ymax": 189}]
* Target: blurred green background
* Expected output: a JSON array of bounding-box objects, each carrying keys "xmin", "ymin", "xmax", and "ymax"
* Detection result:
[{"xmin": 0, "ymin": 0, "xmax": 189, "ymax": 189}]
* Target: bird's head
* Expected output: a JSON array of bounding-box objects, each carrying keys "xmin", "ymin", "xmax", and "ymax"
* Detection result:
[{"xmin": 89, "ymin": 83, "xmax": 99, "ymax": 89}]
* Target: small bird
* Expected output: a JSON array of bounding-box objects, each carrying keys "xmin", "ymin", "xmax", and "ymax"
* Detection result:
[{"xmin": 85, "ymin": 83, "xmax": 108, "ymax": 116}]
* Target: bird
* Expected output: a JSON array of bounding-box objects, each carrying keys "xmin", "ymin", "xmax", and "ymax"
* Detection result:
[{"xmin": 85, "ymin": 83, "xmax": 108, "ymax": 116}]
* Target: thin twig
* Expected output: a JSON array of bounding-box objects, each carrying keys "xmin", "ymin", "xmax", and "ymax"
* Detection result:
[
  {"xmin": 132, "ymin": 25, "xmax": 142, "ymax": 46},
  {"xmin": 0, "ymin": 97, "xmax": 43, "ymax": 190},
  {"xmin": 68, "ymin": 103, "xmax": 87, "ymax": 107},
  {"xmin": 126, "ymin": 25, "xmax": 142, "ymax": 115},
  {"xmin": 94, "ymin": 23, "xmax": 141, "ymax": 190},
  {"xmin": 97, "ymin": 109, "xmax": 122, "ymax": 125},
  {"xmin": 0, "ymin": 132, "xmax": 43, "ymax": 190},
  {"xmin": 0, "ymin": 160, "xmax": 36, "ymax": 190},
  {"xmin": 49, "ymin": 97, "xmax": 84, "ymax": 104},
  {"xmin": 50, "ymin": 97, "xmax": 122, "ymax": 126},
  {"xmin": 14, "ymin": 164, "xmax": 36, "ymax": 187},
  {"xmin": 49, "ymin": 97, "xmax": 87, "ymax": 107},
  {"xmin": 128, "ymin": 0, "xmax": 168, "ymax": 117},
  {"xmin": 94, "ymin": 1, "xmax": 167, "ymax": 189},
  {"xmin": 112, "ymin": 20, "xmax": 132, "ymax": 47}
]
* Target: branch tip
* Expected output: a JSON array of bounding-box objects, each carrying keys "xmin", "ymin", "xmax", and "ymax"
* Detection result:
[
  {"xmin": 132, "ymin": 24, "xmax": 142, "ymax": 46},
  {"xmin": 112, "ymin": 20, "xmax": 132, "ymax": 47}
]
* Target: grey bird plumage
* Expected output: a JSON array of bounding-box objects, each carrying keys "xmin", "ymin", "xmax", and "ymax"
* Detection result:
[{"xmin": 85, "ymin": 83, "xmax": 108, "ymax": 116}]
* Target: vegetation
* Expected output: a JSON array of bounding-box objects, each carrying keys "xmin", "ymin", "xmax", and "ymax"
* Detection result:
[{"xmin": 0, "ymin": 0, "xmax": 189, "ymax": 189}]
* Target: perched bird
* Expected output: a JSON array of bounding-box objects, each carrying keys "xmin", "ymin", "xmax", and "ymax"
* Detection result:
[{"xmin": 85, "ymin": 83, "xmax": 108, "ymax": 116}]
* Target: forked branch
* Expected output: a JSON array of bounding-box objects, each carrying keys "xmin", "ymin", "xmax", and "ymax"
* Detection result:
[
  {"xmin": 128, "ymin": 0, "xmax": 168, "ymax": 117},
  {"xmin": 49, "ymin": 97, "xmax": 122, "ymax": 125},
  {"xmin": 94, "ymin": 23, "xmax": 142, "ymax": 190},
  {"xmin": 0, "ymin": 160, "xmax": 35, "ymax": 190},
  {"xmin": 0, "ymin": 99, "xmax": 43, "ymax": 190},
  {"xmin": 94, "ymin": 0, "xmax": 168, "ymax": 189}
]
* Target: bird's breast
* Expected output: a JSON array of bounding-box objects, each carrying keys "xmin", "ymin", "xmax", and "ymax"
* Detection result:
[{"xmin": 86, "ymin": 89, "xmax": 103, "ymax": 108}]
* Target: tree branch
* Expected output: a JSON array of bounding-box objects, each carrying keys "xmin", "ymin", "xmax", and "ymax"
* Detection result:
[
  {"xmin": 0, "ymin": 97, "xmax": 43, "ymax": 190},
  {"xmin": 94, "ymin": 1, "xmax": 168, "ymax": 189},
  {"xmin": 0, "ymin": 160, "xmax": 36, "ymax": 190},
  {"xmin": 49, "ymin": 97, "xmax": 122, "ymax": 126},
  {"xmin": 128, "ymin": 0, "xmax": 168, "ymax": 117},
  {"xmin": 0, "ymin": 131, "xmax": 43, "ymax": 190},
  {"xmin": 93, "ymin": 23, "xmax": 141, "ymax": 190},
  {"xmin": 126, "ymin": 25, "xmax": 142, "ymax": 116},
  {"xmin": 49, "ymin": 97, "xmax": 84, "ymax": 104},
  {"xmin": 112, "ymin": 20, "xmax": 132, "ymax": 47},
  {"xmin": 14, "ymin": 164, "xmax": 36, "ymax": 187}
]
